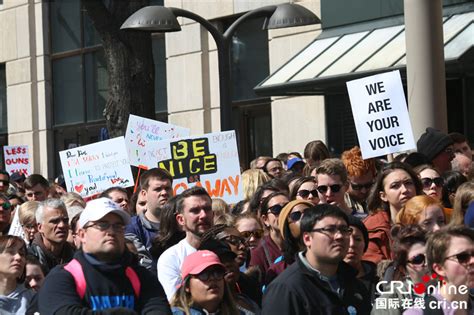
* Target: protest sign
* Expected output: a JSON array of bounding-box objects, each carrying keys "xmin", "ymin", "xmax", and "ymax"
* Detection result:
[
  {"xmin": 148, "ymin": 131, "xmax": 242, "ymax": 204},
  {"xmin": 8, "ymin": 206, "xmax": 24, "ymax": 238},
  {"xmin": 346, "ymin": 70, "xmax": 416, "ymax": 159},
  {"xmin": 59, "ymin": 137, "xmax": 134, "ymax": 198},
  {"xmin": 125, "ymin": 114, "xmax": 190, "ymax": 167},
  {"xmin": 3, "ymin": 145, "xmax": 31, "ymax": 176}
]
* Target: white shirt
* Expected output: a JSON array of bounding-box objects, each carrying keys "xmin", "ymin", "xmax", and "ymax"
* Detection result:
[{"xmin": 157, "ymin": 238, "xmax": 197, "ymax": 301}]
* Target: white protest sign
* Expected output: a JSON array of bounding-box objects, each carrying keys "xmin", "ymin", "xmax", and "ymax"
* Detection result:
[
  {"xmin": 59, "ymin": 137, "xmax": 134, "ymax": 198},
  {"xmin": 148, "ymin": 131, "xmax": 242, "ymax": 204},
  {"xmin": 125, "ymin": 114, "xmax": 190, "ymax": 167},
  {"xmin": 346, "ymin": 70, "xmax": 416, "ymax": 159},
  {"xmin": 3, "ymin": 145, "xmax": 31, "ymax": 176},
  {"xmin": 8, "ymin": 206, "xmax": 24, "ymax": 238}
]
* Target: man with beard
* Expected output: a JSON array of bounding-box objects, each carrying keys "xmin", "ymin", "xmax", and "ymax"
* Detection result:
[
  {"xmin": 28, "ymin": 198, "xmax": 75, "ymax": 273},
  {"xmin": 157, "ymin": 186, "xmax": 214, "ymax": 300},
  {"xmin": 38, "ymin": 198, "xmax": 171, "ymax": 314},
  {"xmin": 262, "ymin": 204, "xmax": 371, "ymax": 314}
]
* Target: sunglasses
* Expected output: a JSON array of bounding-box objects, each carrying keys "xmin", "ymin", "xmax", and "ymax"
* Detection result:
[
  {"xmin": 297, "ymin": 189, "xmax": 318, "ymax": 198},
  {"xmin": 421, "ymin": 177, "xmax": 444, "ymax": 189},
  {"xmin": 408, "ymin": 253, "xmax": 426, "ymax": 266},
  {"xmin": 316, "ymin": 184, "xmax": 342, "ymax": 194},
  {"xmin": 193, "ymin": 268, "xmax": 225, "ymax": 282},
  {"xmin": 445, "ymin": 251, "xmax": 474, "ymax": 266},
  {"xmin": 289, "ymin": 211, "xmax": 304, "ymax": 222},
  {"xmin": 240, "ymin": 229, "xmax": 264, "ymax": 239},
  {"xmin": 350, "ymin": 182, "xmax": 373, "ymax": 191},
  {"xmin": 0, "ymin": 202, "xmax": 12, "ymax": 211},
  {"xmin": 267, "ymin": 203, "xmax": 287, "ymax": 216},
  {"xmin": 223, "ymin": 235, "xmax": 247, "ymax": 247}
]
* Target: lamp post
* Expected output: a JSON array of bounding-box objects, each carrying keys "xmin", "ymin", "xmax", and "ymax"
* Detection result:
[{"xmin": 121, "ymin": 4, "xmax": 320, "ymax": 131}]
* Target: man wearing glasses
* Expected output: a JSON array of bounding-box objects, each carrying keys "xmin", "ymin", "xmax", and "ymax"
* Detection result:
[
  {"xmin": 262, "ymin": 204, "xmax": 371, "ymax": 315},
  {"xmin": 28, "ymin": 198, "xmax": 75, "ymax": 273},
  {"xmin": 0, "ymin": 193, "xmax": 12, "ymax": 235},
  {"xmin": 341, "ymin": 146, "xmax": 376, "ymax": 216},
  {"xmin": 417, "ymin": 127, "xmax": 455, "ymax": 175},
  {"xmin": 0, "ymin": 170, "xmax": 10, "ymax": 194},
  {"xmin": 38, "ymin": 197, "xmax": 171, "ymax": 314}
]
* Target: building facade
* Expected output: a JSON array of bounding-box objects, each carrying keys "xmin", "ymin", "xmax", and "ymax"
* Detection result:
[{"xmin": 0, "ymin": 0, "xmax": 472, "ymax": 178}]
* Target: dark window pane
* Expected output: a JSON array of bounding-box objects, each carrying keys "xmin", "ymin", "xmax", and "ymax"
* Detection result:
[
  {"xmin": 50, "ymin": 0, "xmax": 81, "ymax": 53},
  {"xmin": 53, "ymin": 56, "xmax": 85, "ymax": 125},
  {"xmin": 229, "ymin": 17, "xmax": 269, "ymax": 101},
  {"xmin": 83, "ymin": 13, "xmax": 101, "ymax": 47},
  {"xmin": 152, "ymin": 36, "xmax": 168, "ymax": 114},
  {"xmin": 0, "ymin": 64, "xmax": 6, "ymax": 134},
  {"xmin": 85, "ymin": 50, "xmax": 108, "ymax": 121}
]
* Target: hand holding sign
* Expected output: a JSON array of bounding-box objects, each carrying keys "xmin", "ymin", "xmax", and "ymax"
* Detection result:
[{"xmin": 346, "ymin": 70, "xmax": 416, "ymax": 159}]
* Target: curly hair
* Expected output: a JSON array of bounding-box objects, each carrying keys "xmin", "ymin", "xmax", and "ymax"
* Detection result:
[
  {"xmin": 390, "ymin": 224, "xmax": 426, "ymax": 281},
  {"xmin": 341, "ymin": 146, "xmax": 376, "ymax": 178}
]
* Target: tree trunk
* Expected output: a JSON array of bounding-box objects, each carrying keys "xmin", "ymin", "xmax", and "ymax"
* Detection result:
[{"xmin": 82, "ymin": 0, "xmax": 155, "ymax": 138}]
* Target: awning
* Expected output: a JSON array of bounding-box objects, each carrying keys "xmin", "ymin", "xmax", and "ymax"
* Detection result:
[{"xmin": 255, "ymin": 10, "xmax": 474, "ymax": 96}]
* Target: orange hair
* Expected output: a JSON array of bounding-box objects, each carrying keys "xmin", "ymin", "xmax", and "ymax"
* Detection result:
[
  {"xmin": 341, "ymin": 146, "xmax": 376, "ymax": 178},
  {"xmin": 396, "ymin": 195, "xmax": 443, "ymax": 225}
]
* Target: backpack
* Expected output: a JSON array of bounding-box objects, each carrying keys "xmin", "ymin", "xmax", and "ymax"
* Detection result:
[{"xmin": 64, "ymin": 259, "xmax": 141, "ymax": 299}]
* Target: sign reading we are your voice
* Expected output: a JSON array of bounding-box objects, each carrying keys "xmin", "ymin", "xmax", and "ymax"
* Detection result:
[{"xmin": 346, "ymin": 70, "xmax": 416, "ymax": 159}]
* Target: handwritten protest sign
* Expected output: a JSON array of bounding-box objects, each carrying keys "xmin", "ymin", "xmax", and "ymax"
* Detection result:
[
  {"xmin": 8, "ymin": 206, "xmax": 24, "ymax": 238},
  {"xmin": 144, "ymin": 131, "xmax": 242, "ymax": 204},
  {"xmin": 346, "ymin": 70, "xmax": 416, "ymax": 159},
  {"xmin": 125, "ymin": 114, "xmax": 190, "ymax": 167},
  {"xmin": 3, "ymin": 145, "xmax": 31, "ymax": 176},
  {"xmin": 59, "ymin": 137, "xmax": 134, "ymax": 198}
]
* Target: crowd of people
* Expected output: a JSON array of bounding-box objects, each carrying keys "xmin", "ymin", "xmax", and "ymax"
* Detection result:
[{"xmin": 0, "ymin": 127, "xmax": 473, "ymax": 314}]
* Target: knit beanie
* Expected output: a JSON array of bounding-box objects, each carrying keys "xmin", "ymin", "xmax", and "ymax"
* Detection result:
[
  {"xmin": 347, "ymin": 216, "xmax": 369, "ymax": 252},
  {"xmin": 278, "ymin": 200, "xmax": 314, "ymax": 239},
  {"xmin": 416, "ymin": 127, "xmax": 453, "ymax": 162}
]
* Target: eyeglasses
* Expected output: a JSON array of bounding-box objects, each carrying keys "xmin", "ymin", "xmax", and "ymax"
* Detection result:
[
  {"xmin": 267, "ymin": 203, "xmax": 287, "ymax": 216},
  {"xmin": 222, "ymin": 235, "xmax": 247, "ymax": 247},
  {"xmin": 445, "ymin": 250, "xmax": 474, "ymax": 267},
  {"xmin": 84, "ymin": 221, "xmax": 125, "ymax": 232},
  {"xmin": 21, "ymin": 224, "xmax": 37, "ymax": 230},
  {"xmin": 408, "ymin": 253, "xmax": 426, "ymax": 266},
  {"xmin": 192, "ymin": 268, "xmax": 225, "ymax": 282},
  {"xmin": 311, "ymin": 225, "xmax": 353, "ymax": 237},
  {"xmin": 420, "ymin": 177, "xmax": 444, "ymax": 189},
  {"xmin": 316, "ymin": 184, "xmax": 342, "ymax": 194},
  {"xmin": 240, "ymin": 229, "xmax": 264, "ymax": 239},
  {"xmin": 0, "ymin": 202, "xmax": 12, "ymax": 211},
  {"xmin": 350, "ymin": 182, "xmax": 373, "ymax": 191},
  {"xmin": 289, "ymin": 211, "xmax": 304, "ymax": 222},
  {"xmin": 297, "ymin": 189, "xmax": 318, "ymax": 198}
]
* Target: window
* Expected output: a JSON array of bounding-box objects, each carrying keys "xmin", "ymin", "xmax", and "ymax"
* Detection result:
[
  {"xmin": 0, "ymin": 64, "xmax": 6, "ymax": 135},
  {"xmin": 217, "ymin": 16, "xmax": 272, "ymax": 165},
  {"xmin": 50, "ymin": 0, "xmax": 168, "ymax": 173},
  {"xmin": 0, "ymin": 64, "xmax": 7, "ymax": 168}
]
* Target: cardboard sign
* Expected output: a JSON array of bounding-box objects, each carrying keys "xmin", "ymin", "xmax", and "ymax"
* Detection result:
[
  {"xmin": 346, "ymin": 70, "xmax": 416, "ymax": 159},
  {"xmin": 59, "ymin": 137, "xmax": 134, "ymax": 198},
  {"xmin": 3, "ymin": 145, "xmax": 31, "ymax": 176},
  {"xmin": 8, "ymin": 206, "xmax": 24, "ymax": 238},
  {"xmin": 145, "ymin": 131, "xmax": 242, "ymax": 204},
  {"xmin": 125, "ymin": 114, "xmax": 190, "ymax": 167}
]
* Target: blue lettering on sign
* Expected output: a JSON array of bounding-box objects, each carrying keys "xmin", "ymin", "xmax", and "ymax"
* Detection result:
[{"xmin": 90, "ymin": 295, "xmax": 135, "ymax": 310}]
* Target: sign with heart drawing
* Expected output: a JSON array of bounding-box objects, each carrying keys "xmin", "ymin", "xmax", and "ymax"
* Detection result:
[{"xmin": 59, "ymin": 137, "xmax": 134, "ymax": 198}]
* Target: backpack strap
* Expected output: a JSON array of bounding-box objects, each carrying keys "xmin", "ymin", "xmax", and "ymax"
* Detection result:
[
  {"xmin": 64, "ymin": 259, "xmax": 141, "ymax": 300},
  {"xmin": 64, "ymin": 259, "xmax": 87, "ymax": 299},
  {"xmin": 125, "ymin": 266, "xmax": 141, "ymax": 298}
]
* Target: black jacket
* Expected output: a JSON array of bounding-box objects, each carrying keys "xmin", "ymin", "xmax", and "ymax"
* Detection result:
[
  {"xmin": 38, "ymin": 251, "xmax": 171, "ymax": 315},
  {"xmin": 28, "ymin": 234, "xmax": 75, "ymax": 274},
  {"xmin": 262, "ymin": 252, "xmax": 372, "ymax": 315}
]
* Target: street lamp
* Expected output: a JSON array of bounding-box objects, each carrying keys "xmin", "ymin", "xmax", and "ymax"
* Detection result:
[{"xmin": 121, "ymin": 3, "xmax": 320, "ymax": 131}]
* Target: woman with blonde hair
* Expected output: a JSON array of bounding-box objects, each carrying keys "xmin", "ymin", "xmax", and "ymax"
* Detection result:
[
  {"xmin": 396, "ymin": 195, "xmax": 445, "ymax": 233},
  {"xmin": 171, "ymin": 250, "xmax": 240, "ymax": 315},
  {"xmin": 60, "ymin": 192, "xmax": 86, "ymax": 209},
  {"xmin": 18, "ymin": 201, "xmax": 39, "ymax": 247},
  {"xmin": 450, "ymin": 181, "xmax": 474, "ymax": 226},
  {"xmin": 242, "ymin": 169, "xmax": 271, "ymax": 201}
]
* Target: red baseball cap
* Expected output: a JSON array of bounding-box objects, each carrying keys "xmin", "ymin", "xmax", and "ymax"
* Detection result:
[{"xmin": 181, "ymin": 250, "xmax": 224, "ymax": 280}]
